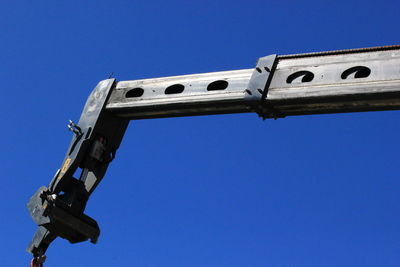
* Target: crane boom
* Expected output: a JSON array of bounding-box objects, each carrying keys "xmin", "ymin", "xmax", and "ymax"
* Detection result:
[
  {"xmin": 27, "ymin": 45, "xmax": 400, "ymax": 259},
  {"xmin": 107, "ymin": 45, "xmax": 400, "ymax": 119}
]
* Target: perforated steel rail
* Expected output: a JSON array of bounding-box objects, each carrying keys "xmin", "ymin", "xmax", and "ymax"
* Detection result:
[{"xmin": 106, "ymin": 45, "xmax": 400, "ymax": 119}]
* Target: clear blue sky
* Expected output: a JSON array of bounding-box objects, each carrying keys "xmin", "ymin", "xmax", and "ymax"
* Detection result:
[{"xmin": 1, "ymin": 1, "xmax": 399, "ymax": 266}]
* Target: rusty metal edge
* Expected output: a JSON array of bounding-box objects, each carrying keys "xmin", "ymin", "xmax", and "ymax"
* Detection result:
[{"xmin": 278, "ymin": 45, "xmax": 400, "ymax": 59}]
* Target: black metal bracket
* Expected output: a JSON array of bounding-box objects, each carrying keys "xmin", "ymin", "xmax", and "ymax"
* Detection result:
[{"xmin": 27, "ymin": 79, "xmax": 129, "ymax": 256}]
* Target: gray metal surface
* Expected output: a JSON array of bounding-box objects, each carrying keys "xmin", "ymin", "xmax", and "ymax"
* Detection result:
[
  {"xmin": 107, "ymin": 69, "xmax": 253, "ymax": 118},
  {"xmin": 106, "ymin": 46, "xmax": 400, "ymax": 119}
]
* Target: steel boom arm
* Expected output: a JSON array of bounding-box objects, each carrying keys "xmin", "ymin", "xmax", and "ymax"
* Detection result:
[
  {"xmin": 27, "ymin": 45, "xmax": 400, "ymax": 257},
  {"xmin": 107, "ymin": 46, "xmax": 400, "ymax": 119}
]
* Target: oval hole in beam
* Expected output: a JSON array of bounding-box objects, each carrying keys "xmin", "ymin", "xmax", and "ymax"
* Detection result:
[
  {"xmin": 207, "ymin": 80, "xmax": 229, "ymax": 91},
  {"xmin": 165, "ymin": 84, "xmax": 185, "ymax": 94},
  {"xmin": 126, "ymin": 88, "xmax": 144, "ymax": 98}
]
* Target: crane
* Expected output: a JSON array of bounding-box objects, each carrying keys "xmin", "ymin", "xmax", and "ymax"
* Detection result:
[{"xmin": 27, "ymin": 45, "xmax": 400, "ymax": 265}]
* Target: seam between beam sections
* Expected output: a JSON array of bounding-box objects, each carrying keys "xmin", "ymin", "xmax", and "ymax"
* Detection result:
[{"xmin": 245, "ymin": 54, "xmax": 285, "ymax": 120}]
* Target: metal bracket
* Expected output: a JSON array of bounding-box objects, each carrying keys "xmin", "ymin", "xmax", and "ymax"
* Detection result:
[
  {"xmin": 67, "ymin": 120, "xmax": 82, "ymax": 136},
  {"xmin": 246, "ymin": 54, "xmax": 277, "ymax": 100},
  {"xmin": 245, "ymin": 54, "xmax": 285, "ymax": 119},
  {"xmin": 27, "ymin": 79, "xmax": 129, "ymax": 256}
]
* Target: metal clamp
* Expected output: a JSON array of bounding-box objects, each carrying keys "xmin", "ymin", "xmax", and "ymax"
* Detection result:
[
  {"xmin": 67, "ymin": 120, "xmax": 82, "ymax": 136},
  {"xmin": 246, "ymin": 54, "xmax": 285, "ymax": 119}
]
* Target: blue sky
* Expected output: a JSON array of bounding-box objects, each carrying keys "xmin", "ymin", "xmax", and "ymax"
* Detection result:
[{"xmin": 1, "ymin": 0, "xmax": 399, "ymax": 266}]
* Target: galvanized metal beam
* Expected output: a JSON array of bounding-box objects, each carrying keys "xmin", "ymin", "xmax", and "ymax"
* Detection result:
[{"xmin": 106, "ymin": 45, "xmax": 400, "ymax": 119}]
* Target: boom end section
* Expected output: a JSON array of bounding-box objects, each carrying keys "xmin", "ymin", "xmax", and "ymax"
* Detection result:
[{"xmin": 27, "ymin": 186, "xmax": 100, "ymax": 256}]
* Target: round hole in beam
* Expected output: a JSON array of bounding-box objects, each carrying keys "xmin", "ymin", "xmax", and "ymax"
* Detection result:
[
  {"xmin": 126, "ymin": 88, "xmax": 144, "ymax": 98},
  {"xmin": 165, "ymin": 84, "xmax": 185, "ymax": 94},
  {"xmin": 207, "ymin": 80, "xmax": 229, "ymax": 91}
]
